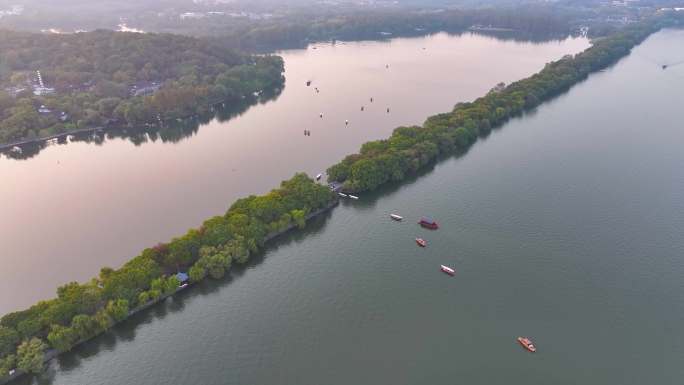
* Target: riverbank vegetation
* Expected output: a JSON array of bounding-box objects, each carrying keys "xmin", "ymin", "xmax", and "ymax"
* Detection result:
[
  {"xmin": 0, "ymin": 173, "xmax": 334, "ymax": 378},
  {"xmin": 0, "ymin": 29, "xmax": 284, "ymax": 145},
  {"xmin": 326, "ymin": 18, "xmax": 669, "ymax": 192},
  {"xmin": 1, "ymin": 86, "xmax": 284, "ymax": 161}
]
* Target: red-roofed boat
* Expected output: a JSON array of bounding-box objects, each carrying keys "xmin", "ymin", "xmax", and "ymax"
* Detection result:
[
  {"xmin": 517, "ymin": 337, "xmax": 536, "ymax": 352},
  {"xmin": 418, "ymin": 217, "xmax": 439, "ymax": 229},
  {"xmin": 415, "ymin": 238, "xmax": 427, "ymax": 247}
]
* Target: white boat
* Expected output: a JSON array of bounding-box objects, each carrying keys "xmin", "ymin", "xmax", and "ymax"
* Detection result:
[
  {"xmin": 348, "ymin": 195, "xmax": 359, "ymax": 200},
  {"xmin": 390, "ymin": 214, "xmax": 403, "ymax": 221},
  {"xmin": 316, "ymin": 173, "xmax": 322, "ymax": 180},
  {"xmin": 440, "ymin": 265, "xmax": 455, "ymax": 276},
  {"xmin": 10, "ymin": 146, "xmax": 22, "ymax": 154},
  {"xmin": 338, "ymin": 193, "xmax": 348, "ymax": 197}
]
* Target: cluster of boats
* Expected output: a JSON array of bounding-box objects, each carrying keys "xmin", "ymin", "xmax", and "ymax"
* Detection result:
[
  {"xmin": 390, "ymin": 213, "xmax": 454, "ymax": 276},
  {"xmin": 391, "ymin": 212, "xmax": 536, "ymax": 352},
  {"xmin": 307, "ymin": 77, "xmax": 392, "ymax": 129},
  {"xmin": 315, "ymin": 174, "xmax": 537, "ymax": 353}
]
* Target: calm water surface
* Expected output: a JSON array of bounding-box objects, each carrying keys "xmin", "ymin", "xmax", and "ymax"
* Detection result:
[
  {"xmin": 12, "ymin": 28, "xmax": 684, "ymax": 385},
  {"xmin": 0, "ymin": 32, "xmax": 589, "ymax": 313}
]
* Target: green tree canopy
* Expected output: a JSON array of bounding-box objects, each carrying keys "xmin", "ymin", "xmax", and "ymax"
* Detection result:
[
  {"xmin": 0, "ymin": 326, "xmax": 20, "ymax": 357},
  {"xmin": 16, "ymin": 338, "xmax": 46, "ymax": 374}
]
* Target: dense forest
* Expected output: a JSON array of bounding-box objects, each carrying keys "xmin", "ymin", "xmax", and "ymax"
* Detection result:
[
  {"xmin": 0, "ymin": 30, "xmax": 285, "ymax": 144},
  {"xmin": 0, "ymin": 1, "xmax": 641, "ymax": 48},
  {"xmin": 326, "ymin": 16, "xmax": 672, "ymax": 192},
  {"xmin": 171, "ymin": 6, "xmax": 588, "ymax": 49},
  {"xmin": 0, "ymin": 173, "xmax": 335, "ymax": 377}
]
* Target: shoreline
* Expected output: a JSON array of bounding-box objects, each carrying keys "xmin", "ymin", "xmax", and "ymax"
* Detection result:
[
  {"xmin": 0, "ymin": 197, "xmax": 338, "ymax": 385},
  {"xmin": 0, "ymin": 94, "xmax": 261, "ymax": 154}
]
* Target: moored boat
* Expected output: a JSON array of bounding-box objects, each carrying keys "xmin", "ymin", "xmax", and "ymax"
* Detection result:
[
  {"xmin": 419, "ymin": 217, "xmax": 439, "ymax": 229},
  {"xmin": 348, "ymin": 195, "xmax": 359, "ymax": 200},
  {"xmin": 390, "ymin": 214, "xmax": 403, "ymax": 221},
  {"xmin": 517, "ymin": 337, "xmax": 536, "ymax": 352},
  {"xmin": 440, "ymin": 265, "xmax": 455, "ymax": 275},
  {"xmin": 415, "ymin": 238, "xmax": 427, "ymax": 247},
  {"xmin": 316, "ymin": 173, "xmax": 322, "ymax": 180},
  {"xmin": 338, "ymin": 193, "xmax": 348, "ymax": 197}
]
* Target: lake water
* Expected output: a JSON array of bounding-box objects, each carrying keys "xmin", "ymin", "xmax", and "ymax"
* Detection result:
[
  {"xmin": 9, "ymin": 28, "xmax": 684, "ymax": 385},
  {"xmin": 0, "ymin": 32, "xmax": 590, "ymax": 314}
]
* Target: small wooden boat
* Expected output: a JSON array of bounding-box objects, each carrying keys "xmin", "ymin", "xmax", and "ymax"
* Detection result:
[
  {"xmin": 348, "ymin": 195, "xmax": 359, "ymax": 200},
  {"xmin": 440, "ymin": 265, "xmax": 455, "ymax": 276},
  {"xmin": 338, "ymin": 193, "xmax": 348, "ymax": 197},
  {"xmin": 517, "ymin": 337, "xmax": 536, "ymax": 352},
  {"xmin": 390, "ymin": 214, "xmax": 403, "ymax": 221},
  {"xmin": 316, "ymin": 173, "xmax": 322, "ymax": 180},
  {"xmin": 416, "ymin": 238, "xmax": 427, "ymax": 247},
  {"xmin": 419, "ymin": 217, "xmax": 439, "ymax": 229}
]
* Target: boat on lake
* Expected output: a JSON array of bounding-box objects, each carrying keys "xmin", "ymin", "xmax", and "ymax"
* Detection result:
[
  {"xmin": 338, "ymin": 193, "xmax": 348, "ymax": 197},
  {"xmin": 390, "ymin": 214, "xmax": 403, "ymax": 221},
  {"xmin": 316, "ymin": 173, "xmax": 322, "ymax": 180},
  {"xmin": 440, "ymin": 265, "xmax": 455, "ymax": 276},
  {"xmin": 419, "ymin": 217, "xmax": 439, "ymax": 229},
  {"xmin": 517, "ymin": 337, "xmax": 536, "ymax": 352},
  {"xmin": 416, "ymin": 238, "xmax": 427, "ymax": 247},
  {"xmin": 348, "ymin": 195, "xmax": 359, "ymax": 200}
]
